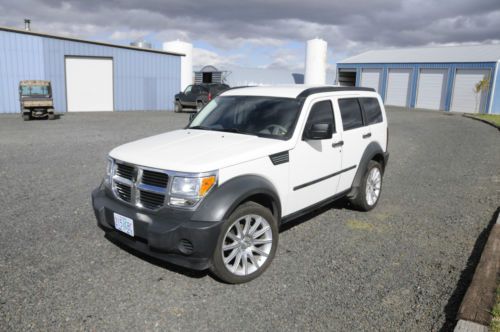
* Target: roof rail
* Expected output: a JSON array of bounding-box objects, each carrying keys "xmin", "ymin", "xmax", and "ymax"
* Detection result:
[{"xmin": 296, "ymin": 86, "xmax": 375, "ymax": 99}]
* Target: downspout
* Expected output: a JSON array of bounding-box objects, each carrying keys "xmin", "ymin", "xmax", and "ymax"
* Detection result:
[{"xmin": 488, "ymin": 59, "xmax": 500, "ymax": 114}]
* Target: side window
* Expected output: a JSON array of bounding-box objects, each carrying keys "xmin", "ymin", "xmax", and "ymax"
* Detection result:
[
  {"xmin": 339, "ymin": 98, "xmax": 364, "ymax": 131},
  {"xmin": 359, "ymin": 98, "xmax": 383, "ymax": 125},
  {"xmin": 304, "ymin": 100, "xmax": 335, "ymax": 134},
  {"xmin": 184, "ymin": 85, "xmax": 192, "ymax": 93}
]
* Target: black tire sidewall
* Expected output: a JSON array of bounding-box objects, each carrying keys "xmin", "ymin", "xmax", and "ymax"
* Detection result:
[
  {"xmin": 174, "ymin": 101, "xmax": 182, "ymax": 113},
  {"xmin": 210, "ymin": 202, "xmax": 278, "ymax": 284}
]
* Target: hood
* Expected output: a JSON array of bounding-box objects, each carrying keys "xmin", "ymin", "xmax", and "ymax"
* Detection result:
[{"xmin": 109, "ymin": 129, "xmax": 291, "ymax": 173}]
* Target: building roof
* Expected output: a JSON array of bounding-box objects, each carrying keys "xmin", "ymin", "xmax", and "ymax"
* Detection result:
[
  {"xmin": 0, "ymin": 26, "xmax": 184, "ymax": 56},
  {"xmin": 339, "ymin": 44, "xmax": 500, "ymax": 64},
  {"xmin": 222, "ymin": 85, "xmax": 376, "ymax": 99}
]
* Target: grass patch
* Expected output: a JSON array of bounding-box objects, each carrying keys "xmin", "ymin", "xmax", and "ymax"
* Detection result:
[
  {"xmin": 492, "ymin": 284, "xmax": 500, "ymax": 332},
  {"xmin": 346, "ymin": 219, "xmax": 373, "ymax": 231},
  {"xmin": 471, "ymin": 114, "xmax": 500, "ymax": 127}
]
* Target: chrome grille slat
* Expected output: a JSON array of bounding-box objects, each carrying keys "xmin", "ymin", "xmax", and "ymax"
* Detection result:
[{"xmin": 111, "ymin": 161, "xmax": 168, "ymax": 210}]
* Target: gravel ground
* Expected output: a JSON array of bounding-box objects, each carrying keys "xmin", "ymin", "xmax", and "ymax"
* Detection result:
[{"xmin": 0, "ymin": 108, "xmax": 499, "ymax": 331}]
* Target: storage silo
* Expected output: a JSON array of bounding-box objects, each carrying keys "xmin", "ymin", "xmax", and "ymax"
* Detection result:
[
  {"xmin": 304, "ymin": 38, "xmax": 327, "ymax": 85},
  {"xmin": 163, "ymin": 40, "xmax": 193, "ymax": 91}
]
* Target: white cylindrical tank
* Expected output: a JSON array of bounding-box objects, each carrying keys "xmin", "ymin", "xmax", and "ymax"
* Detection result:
[
  {"xmin": 163, "ymin": 40, "xmax": 193, "ymax": 91},
  {"xmin": 304, "ymin": 38, "xmax": 327, "ymax": 85}
]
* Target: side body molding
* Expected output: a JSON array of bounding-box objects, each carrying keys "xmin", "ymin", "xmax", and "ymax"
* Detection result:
[{"xmin": 191, "ymin": 175, "xmax": 282, "ymax": 222}]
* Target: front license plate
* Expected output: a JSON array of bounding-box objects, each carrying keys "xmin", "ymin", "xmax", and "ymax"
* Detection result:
[{"xmin": 114, "ymin": 213, "xmax": 134, "ymax": 237}]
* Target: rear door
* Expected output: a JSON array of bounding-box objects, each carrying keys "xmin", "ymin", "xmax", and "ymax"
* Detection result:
[
  {"xmin": 335, "ymin": 98, "xmax": 371, "ymax": 192},
  {"xmin": 359, "ymin": 97, "xmax": 386, "ymax": 150},
  {"xmin": 289, "ymin": 99, "xmax": 342, "ymax": 213}
]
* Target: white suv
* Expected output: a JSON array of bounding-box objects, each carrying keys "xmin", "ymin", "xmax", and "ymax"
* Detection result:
[{"xmin": 92, "ymin": 85, "xmax": 389, "ymax": 283}]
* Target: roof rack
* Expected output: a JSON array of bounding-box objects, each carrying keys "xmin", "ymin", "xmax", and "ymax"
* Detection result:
[{"xmin": 296, "ymin": 86, "xmax": 375, "ymax": 99}]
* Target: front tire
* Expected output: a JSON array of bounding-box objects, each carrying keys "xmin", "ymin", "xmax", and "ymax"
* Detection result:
[
  {"xmin": 174, "ymin": 101, "xmax": 182, "ymax": 113},
  {"xmin": 349, "ymin": 160, "xmax": 383, "ymax": 211},
  {"xmin": 211, "ymin": 202, "xmax": 278, "ymax": 284},
  {"xmin": 48, "ymin": 109, "xmax": 55, "ymax": 120},
  {"xmin": 196, "ymin": 101, "xmax": 204, "ymax": 112}
]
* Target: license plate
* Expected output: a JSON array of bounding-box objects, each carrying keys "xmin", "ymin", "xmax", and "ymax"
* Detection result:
[{"xmin": 113, "ymin": 213, "xmax": 134, "ymax": 237}]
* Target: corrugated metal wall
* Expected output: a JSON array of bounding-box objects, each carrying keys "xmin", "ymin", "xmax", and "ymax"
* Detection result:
[
  {"xmin": 337, "ymin": 62, "xmax": 498, "ymax": 113},
  {"xmin": 0, "ymin": 30, "xmax": 181, "ymax": 113}
]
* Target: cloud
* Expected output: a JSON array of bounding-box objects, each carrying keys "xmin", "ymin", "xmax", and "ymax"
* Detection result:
[
  {"xmin": 1, "ymin": 0, "xmax": 499, "ymax": 70},
  {"xmin": 192, "ymin": 48, "xmax": 242, "ymax": 68}
]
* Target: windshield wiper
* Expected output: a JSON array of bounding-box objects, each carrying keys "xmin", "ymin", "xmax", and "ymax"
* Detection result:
[
  {"xmin": 216, "ymin": 128, "xmax": 257, "ymax": 136},
  {"xmin": 188, "ymin": 125, "xmax": 214, "ymax": 131}
]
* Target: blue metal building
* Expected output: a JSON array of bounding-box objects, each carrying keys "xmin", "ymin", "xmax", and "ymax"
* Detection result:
[
  {"xmin": 0, "ymin": 26, "xmax": 182, "ymax": 113},
  {"xmin": 337, "ymin": 45, "xmax": 500, "ymax": 114}
]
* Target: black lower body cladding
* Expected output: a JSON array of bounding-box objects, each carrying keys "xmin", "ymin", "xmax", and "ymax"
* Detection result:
[{"xmin": 91, "ymin": 185, "xmax": 224, "ymax": 270}]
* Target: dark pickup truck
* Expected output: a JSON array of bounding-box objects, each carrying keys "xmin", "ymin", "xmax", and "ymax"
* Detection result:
[{"xmin": 174, "ymin": 83, "xmax": 229, "ymax": 112}]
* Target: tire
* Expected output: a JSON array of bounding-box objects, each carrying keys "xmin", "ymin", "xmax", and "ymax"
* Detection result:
[
  {"xmin": 22, "ymin": 114, "xmax": 31, "ymax": 121},
  {"xmin": 174, "ymin": 101, "xmax": 182, "ymax": 113},
  {"xmin": 48, "ymin": 109, "xmax": 55, "ymax": 120},
  {"xmin": 349, "ymin": 160, "xmax": 383, "ymax": 211},
  {"xmin": 210, "ymin": 202, "xmax": 278, "ymax": 284}
]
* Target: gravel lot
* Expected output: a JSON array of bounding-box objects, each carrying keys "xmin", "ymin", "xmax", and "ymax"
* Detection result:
[{"xmin": 0, "ymin": 108, "xmax": 499, "ymax": 331}]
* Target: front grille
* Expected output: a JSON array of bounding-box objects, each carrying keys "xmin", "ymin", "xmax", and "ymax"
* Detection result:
[
  {"xmin": 142, "ymin": 170, "xmax": 168, "ymax": 188},
  {"xmin": 115, "ymin": 183, "xmax": 132, "ymax": 202},
  {"xmin": 139, "ymin": 190, "xmax": 165, "ymax": 210},
  {"xmin": 116, "ymin": 163, "xmax": 134, "ymax": 180}
]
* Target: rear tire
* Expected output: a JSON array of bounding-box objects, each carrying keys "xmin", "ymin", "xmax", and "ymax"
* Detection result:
[
  {"xmin": 349, "ymin": 160, "xmax": 383, "ymax": 211},
  {"xmin": 210, "ymin": 202, "xmax": 278, "ymax": 284},
  {"xmin": 174, "ymin": 101, "xmax": 182, "ymax": 113}
]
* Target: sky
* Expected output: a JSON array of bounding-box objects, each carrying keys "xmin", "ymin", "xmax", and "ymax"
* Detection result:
[{"xmin": 1, "ymin": 0, "xmax": 499, "ymax": 71}]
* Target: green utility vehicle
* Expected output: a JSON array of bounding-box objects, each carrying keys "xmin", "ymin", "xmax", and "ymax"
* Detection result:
[{"xmin": 19, "ymin": 80, "xmax": 55, "ymax": 121}]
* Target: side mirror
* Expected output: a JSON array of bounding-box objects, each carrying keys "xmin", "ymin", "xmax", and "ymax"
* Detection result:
[{"xmin": 304, "ymin": 122, "xmax": 332, "ymax": 140}]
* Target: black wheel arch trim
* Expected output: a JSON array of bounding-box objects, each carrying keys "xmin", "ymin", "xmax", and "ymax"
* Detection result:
[
  {"xmin": 191, "ymin": 175, "xmax": 282, "ymax": 223},
  {"xmin": 348, "ymin": 141, "xmax": 388, "ymax": 198}
]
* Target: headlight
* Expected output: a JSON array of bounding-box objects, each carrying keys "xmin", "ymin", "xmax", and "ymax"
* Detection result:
[{"xmin": 169, "ymin": 174, "xmax": 217, "ymax": 207}]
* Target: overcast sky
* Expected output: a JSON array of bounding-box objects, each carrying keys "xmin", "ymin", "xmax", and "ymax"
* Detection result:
[{"xmin": 1, "ymin": 0, "xmax": 499, "ymax": 71}]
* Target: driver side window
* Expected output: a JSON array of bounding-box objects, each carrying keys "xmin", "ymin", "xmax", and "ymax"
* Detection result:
[
  {"xmin": 303, "ymin": 100, "xmax": 335, "ymax": 135},
  {"xmin": 184, "ymin": 85, "xmax": 192, "ymax": 93}
]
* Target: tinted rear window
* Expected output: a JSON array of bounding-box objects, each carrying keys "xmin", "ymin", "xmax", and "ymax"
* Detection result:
[
  {"xmin": 339, "ymin": 98, "xmax": 364, "ymax": 131},
  {"xmin": 360, "ymin": 98, "xmax": 383, "ymax": 125}
]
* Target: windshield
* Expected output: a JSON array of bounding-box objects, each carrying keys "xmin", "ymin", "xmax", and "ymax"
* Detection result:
[
  {"xmin": 188, "ymin": 96, "xmax": 302, "ymax": 140},
  {"xmin": 20, "ymin": 85, "xmax": 50, "ymax": 96}
]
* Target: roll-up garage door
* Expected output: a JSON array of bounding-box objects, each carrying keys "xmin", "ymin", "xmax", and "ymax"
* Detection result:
[
  {"xmin": 385, "ymin": 69, "xmax": 411, "ymax": 107},
  {"xmin": 415, "ymin": 69, "xmax": 447, "ymax": 110},
  {"xmin": 360, "ymin": 69, "xmax": 381, "ymax": 92},
  {"xmin": 450, "ymin": 69, "xmax": 490, "ymax": 113},
  {"xmin": 66, "ymin": 57, "xmax": 114, "ymax": 112}
]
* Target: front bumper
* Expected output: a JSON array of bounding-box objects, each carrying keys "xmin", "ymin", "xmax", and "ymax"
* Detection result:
[{"xmin": 91, "ymin": 184, "xmax": 223, "ymax": 270}]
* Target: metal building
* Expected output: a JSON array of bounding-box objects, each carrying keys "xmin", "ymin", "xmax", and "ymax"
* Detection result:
[
  {"xmin": 0, "ymin": 26, "xmax": 182, "ymax": 113},
  {"xmin": 337, "ymin": 44, "xmax": 500, "ymax": 114}
]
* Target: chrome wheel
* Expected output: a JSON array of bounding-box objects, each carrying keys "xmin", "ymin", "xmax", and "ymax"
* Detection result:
[
  {"xmin": 365, "ymin": 167, "xmax": 382, "ymax": 206},
  {"xmin": 222, "ymin": 214, "xmax": 273, "ymax": 276}
]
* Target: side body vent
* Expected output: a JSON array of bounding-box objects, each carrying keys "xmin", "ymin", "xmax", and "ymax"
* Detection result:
[{"xmin": 269, "ymin": 151, "xmax": 289, "ymax": 165}]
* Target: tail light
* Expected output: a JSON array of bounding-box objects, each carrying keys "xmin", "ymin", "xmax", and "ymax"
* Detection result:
[{"xmin": 208, "ymin": 92, "xmax": 212, "ymax": 101}]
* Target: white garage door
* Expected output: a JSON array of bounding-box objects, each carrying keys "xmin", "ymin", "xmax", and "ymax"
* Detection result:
[
  {"xmin": 385, "ymin": 69, "xmax": 411, "ymax": 107},
  {"xmin": 66, "ymin": 57, "xmax": 113, "ymax": 112},
  {"xmin": 450, "ymin": 69, "xmax": 490, "ymax": 113},
  {"xmin": 360, "ymin": 69, "xmax": 381, "ymax": 92},
  {"xmin": 415, "ymin": 69, "xmax": 447, "ymax": 110}
]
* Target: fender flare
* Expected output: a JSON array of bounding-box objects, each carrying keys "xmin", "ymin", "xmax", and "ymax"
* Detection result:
[
  {"xmin": 348, "ymin": 141, "xmax": 385, "ymax": 197},
  {"xmin": 191, "ymin": 175, "xmax": 282, "ymax": 222}
]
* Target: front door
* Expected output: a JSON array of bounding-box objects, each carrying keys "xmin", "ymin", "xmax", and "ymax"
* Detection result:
[{"xmin": 289, "ymin": 99, "xmax": 343, "ymax": 214}]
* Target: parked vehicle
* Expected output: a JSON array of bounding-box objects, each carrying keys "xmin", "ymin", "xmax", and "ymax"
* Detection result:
[
  {"xmin": 174, "ymin": 83, "xmax": 229, "ymax": 112},
  {"xmin": 92, "ymin": 85, "xmax": 389, "ymax": 283},
  {"xmin": 19, "ymin": 80, "xmax": 55, "ymax": 121}
]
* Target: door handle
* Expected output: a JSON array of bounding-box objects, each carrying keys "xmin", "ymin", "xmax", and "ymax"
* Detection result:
[
  {"xmin": 332, "ymin": 140, "xmax": 344, "ymax": 148},
  {"xmin": 362, "ymin": 133, "xmax": 372, "ymax": 139}
]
